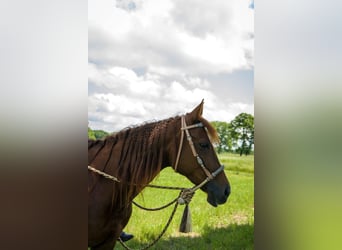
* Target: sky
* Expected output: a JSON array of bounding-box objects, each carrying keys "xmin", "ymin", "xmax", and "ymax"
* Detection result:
[{"xmin": 88, "ymin": 0, "xmax": 254, "ymax": 132}]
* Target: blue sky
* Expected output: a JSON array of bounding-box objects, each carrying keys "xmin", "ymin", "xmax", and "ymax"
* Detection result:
[{"xmin": 89, "ymin": 0, "xmax": 254, "ymax": 132}]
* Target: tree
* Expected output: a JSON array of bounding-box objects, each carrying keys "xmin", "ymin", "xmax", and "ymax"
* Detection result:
[
  {"xmin": 230, "ymin": 113, "xmax": 254, "ymax": 156},
  {"xmin": 93, "ymin": 129, "xmax": 109, "ymax": 139},
  {"xmin": 88, "ymin": 127, "xmax": 96, "ymax": 140},
  {"xmin": 211, "ymin": 121, "xmax": 232, "ymax": 153},
  {"xmin": 88, "ymin": 127, "xmax": 109, "ymax": 140}
]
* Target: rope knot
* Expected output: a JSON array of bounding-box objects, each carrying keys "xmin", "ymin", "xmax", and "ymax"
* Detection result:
[{"xmin": 178, "ymin": 189, "xmax": 195, "ymax": 205}]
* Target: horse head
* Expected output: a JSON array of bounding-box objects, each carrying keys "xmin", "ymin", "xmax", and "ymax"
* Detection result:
[{"xmin": 172, "ymin": 100, "xmax": 231, "ymax": 207}]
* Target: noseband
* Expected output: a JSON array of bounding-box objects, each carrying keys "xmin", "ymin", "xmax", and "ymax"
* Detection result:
[{"xmin": 174, "ymin": 116, "xmax": 224, "ymax": 192}]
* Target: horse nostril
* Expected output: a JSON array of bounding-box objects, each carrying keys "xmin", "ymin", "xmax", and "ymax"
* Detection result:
[{"xmin": 224, "ymin": 186, "xmax": 231, "ymax": 197}]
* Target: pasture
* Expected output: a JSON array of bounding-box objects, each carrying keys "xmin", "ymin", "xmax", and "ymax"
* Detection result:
[{"xmin": 116, "ymin": 153, "xmax": 254, "ymax": 250}]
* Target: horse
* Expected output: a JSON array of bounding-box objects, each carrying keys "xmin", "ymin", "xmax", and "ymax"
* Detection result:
[{"xmin": 88, "ymin": 100, "xmax": 231, "ymax": 250}]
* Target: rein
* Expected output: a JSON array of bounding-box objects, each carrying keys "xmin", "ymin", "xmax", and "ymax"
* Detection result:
[
  {"xmin": 88, "ymin": 115, "xmax": 225, "ymax": 250},
  {"xmin": 119, "ymin": 188, "xmax": 195, "ymax": 250}
]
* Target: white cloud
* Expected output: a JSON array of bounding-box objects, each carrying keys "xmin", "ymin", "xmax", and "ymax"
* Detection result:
[
  {"xmin": 183, "ymin": 76, "xmax": 210, "ymax": 89},
  {"xmin": 89, "ymin": 62, "xmax": 253, "ymax": 131},
  {"xmin": 88, "ymin": 0, "xmax": 254, "ymax": 75},
  {"xmin": 88, "ymin": 1, "xmax": 254, "ymax": 132},
  {"xmin": 230, "ymin": 102, "xmax": 254, "ymax": 115},
  {"xmin": 88, "ymin": 92, "xmax": 157, "ymax": 131},
  {"xmin": 89, "ymin": 63, "xmax": 162, "ymax": 98},
  {"xmin": 108, "ymin": 67, "xmax": 138, "ymax": 82}
]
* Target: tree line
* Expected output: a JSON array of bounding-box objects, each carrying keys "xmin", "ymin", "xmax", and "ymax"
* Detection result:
[
  {"xmin": 88, "ymin": 113, "xmax": 254, "ymax": 156},
  {"xmin": 211, "ymin": 113, "xmax": 254, "ymax": 155},
  {"xmin": 88, "ymin": 127, "xmax": 109, "ymax": 141}
]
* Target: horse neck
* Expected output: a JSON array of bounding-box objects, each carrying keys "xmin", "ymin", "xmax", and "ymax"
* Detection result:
[{"xmin": 118, "ymin": 118, "xmax": 180, "ymax": 196}]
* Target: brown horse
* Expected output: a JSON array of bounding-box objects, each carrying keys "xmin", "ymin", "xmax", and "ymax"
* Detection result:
[{"xmin": 88, "ymin": 101, "xmax": 230, "ymax": 250}]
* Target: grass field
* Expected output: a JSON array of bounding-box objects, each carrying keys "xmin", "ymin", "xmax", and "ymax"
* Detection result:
[{"xmin": 116, "ymin": 153, "xmax": 254, "ymax": 250}]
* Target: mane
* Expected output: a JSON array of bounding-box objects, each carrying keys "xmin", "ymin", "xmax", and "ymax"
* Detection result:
[
  {"xmin": 115, "ymin": 117, "xmax": 179, "ymax": 185},
  {"xmin": 88, "ymin": 116, "xmax": 180, "ymax": 200}
]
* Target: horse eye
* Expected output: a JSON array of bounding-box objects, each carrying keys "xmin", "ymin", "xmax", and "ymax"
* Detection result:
[{"xmin": 199, "ymin": 142, "xmax": 209, "ymax": 149}]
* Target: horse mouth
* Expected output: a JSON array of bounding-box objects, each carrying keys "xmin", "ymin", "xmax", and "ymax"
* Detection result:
[
  {"xmin": 207, "ymin": 194, "xmax": 218, "ymax": 207},
  {"xmin": 207, "ymin": 190, "xmax": 227, "ymax": 207},
  {"xmin": 203, "ymin": 182, "xmax": 230, "ymax": 207}
]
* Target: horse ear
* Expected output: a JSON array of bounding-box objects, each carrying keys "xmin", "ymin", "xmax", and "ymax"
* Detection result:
[{"xmin": 189, "ymin": 99, "xmax": 204, "ymax": 121}]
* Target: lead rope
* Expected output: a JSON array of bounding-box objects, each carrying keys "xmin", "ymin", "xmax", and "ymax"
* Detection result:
[
  {"xmin": 88, "ymin": 165, "xmax": 120, "ymax": 182},
  {"xmin": 118, "ymin": 189, "xmax": 194, "ymax": 250},
  {"xmin": 118, "ymin": 202, "xmax": 178, "ymax": 250}
]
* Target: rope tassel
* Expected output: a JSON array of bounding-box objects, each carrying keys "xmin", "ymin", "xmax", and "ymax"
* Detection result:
[{"xmin": 179, "ymin": 204, "xmax": 192, "ymax": 233}]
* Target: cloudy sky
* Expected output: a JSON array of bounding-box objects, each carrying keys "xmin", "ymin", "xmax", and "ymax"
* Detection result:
[{"xmin": 89, "ymin": 0, "xmax": 254, "ymax": 132}]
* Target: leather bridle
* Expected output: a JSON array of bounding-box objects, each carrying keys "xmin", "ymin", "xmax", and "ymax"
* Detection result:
[{"xmin": 173, "ymin": 116, "xmax": 225, "ymax": 192}]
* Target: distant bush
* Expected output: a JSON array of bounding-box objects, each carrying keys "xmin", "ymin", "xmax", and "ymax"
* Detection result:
[{"xmin": 88, "ymin": 127, "xmax": 109, "ymax": 140}]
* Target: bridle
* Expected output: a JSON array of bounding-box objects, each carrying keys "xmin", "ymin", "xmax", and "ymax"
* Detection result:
[
  {"xmin": 173, "ymin": 116, "xmax": 225, "ymax": 192},
  {"xmin": 88, "ymin": 115, "xmax": 224, "ymax": 192}
]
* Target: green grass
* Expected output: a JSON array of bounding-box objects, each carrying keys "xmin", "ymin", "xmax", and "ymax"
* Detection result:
[
  {"xmin": 116, "ymin": 154, "xmax": 254, "ymax": 250},
  {"xmin": 219, "ymin": 153, "xmax": 254, "ymax": 174}
]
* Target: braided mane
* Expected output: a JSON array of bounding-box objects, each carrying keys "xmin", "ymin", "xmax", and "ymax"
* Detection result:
[{"xmin": 88, "ymin": 116, "xmax": 179, "ymax": 197}]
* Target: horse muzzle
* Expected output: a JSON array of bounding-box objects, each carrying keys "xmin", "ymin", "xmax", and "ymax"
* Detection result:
[{"xmin": 206, "ymin": 183, "xmax": 230, "ymax": 207}]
